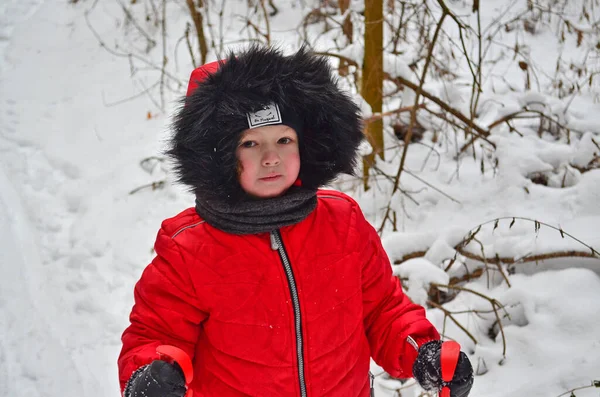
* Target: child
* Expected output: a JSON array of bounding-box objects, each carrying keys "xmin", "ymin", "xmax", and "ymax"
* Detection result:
[{"xmin": 118, "ymin": 46, "xmax": 473, "ymax": 397}]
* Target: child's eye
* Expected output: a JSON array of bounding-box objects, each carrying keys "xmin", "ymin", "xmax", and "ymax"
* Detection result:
[
  {"xmin": 240, "ymin": 141, "xmax": 256, "ymax": 148},
  {"xmin": 278, "ymin": 137, "xmax": 293, "ymax": 144}
]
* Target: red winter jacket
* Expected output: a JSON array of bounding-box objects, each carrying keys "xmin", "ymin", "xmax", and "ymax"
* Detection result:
[{"xmin": 118, "ymin": 190, "xmax": 439, "ymax": 396}]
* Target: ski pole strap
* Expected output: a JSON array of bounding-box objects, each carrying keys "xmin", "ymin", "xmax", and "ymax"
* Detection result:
[
  {"xmin": 157, "ymin": 345, "xmax": 194, "ymax": 397},
  {"xmin": 440, "ymin": 341, "xmax": 461, "ymax": 397}
]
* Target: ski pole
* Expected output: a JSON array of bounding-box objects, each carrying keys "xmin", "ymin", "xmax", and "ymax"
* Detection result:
[
  {"xmin": 439, "ymin": 340, "xmax": 461, "ymax": 397},
  {"xmin": 157, "ymin": 345, "xmax": 194, "ymax": 397}
]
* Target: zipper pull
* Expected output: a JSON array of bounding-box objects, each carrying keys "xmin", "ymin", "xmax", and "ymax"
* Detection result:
[
  {"xmin": 270, "ymin": 231, "xmax": 279, "ymax": 250},
  {"xmin": 369, "ymin": 371, "xmax": 375, "ymax": 397},
  {"xmin": 407, "ymin": 335, "xmax": 419, "ymax": 352}
]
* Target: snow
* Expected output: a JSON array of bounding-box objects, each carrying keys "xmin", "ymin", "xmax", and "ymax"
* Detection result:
[
  {"xmin": 392, "ymin": 258, "xmax": 449, "ymax": 306},
  {"xmin": 1, "ymin": 1, "xmax": 600, "ymax": 397},
  {"xmin": 571, "ymin": 132, "xmax": 599, "ymax": 168},
  {"xmin": 0, "ymin": 166, "xmax": 82, "ymax": 396},
  {"xmin": 442, "ymin": 268, "xmax": 600, "ymax": 397}
]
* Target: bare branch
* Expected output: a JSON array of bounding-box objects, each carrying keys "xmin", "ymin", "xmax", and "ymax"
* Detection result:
[
  {"xmin": 258, "ymin": 0, "xmax": 271, "ymax": 44},
  {"xmin": 427, "ymin": 299, "xmax": 479, "ymax": 346},
  {"xmin": 363, "ymin": 105, "xmax": 423, "ymax": 124},
  {"xmin": 431, "ymin": 282, "xmax": 508, "ymax": 357},
  {"xmin": 116, "ymin": 0, "xmax": 157, "ymax": 52},
  {"xmin": 393, "ymin": 75, "xmax": 496, "ymax": 146}
]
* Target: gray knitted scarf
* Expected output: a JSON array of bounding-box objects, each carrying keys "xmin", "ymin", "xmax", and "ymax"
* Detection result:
[{"xmin": 195, "ymin": 186, "xmax": 317, "ymax": 235}]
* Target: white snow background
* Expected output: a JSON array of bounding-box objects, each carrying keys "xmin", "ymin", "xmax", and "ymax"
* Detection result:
[{"xmin": 1, "ymin": 1, "xmax": 599, "ymax": 396}]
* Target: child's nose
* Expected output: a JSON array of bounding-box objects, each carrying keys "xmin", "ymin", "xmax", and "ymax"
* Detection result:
[{"xmin": 262, "ymin": 150, "xmax": 281, "ymax": 167}]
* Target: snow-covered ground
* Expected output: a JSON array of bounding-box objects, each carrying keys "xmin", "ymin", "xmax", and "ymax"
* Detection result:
[{"xmin": 0, "ymin": 1, "xmax": 599, "ymax": 397}]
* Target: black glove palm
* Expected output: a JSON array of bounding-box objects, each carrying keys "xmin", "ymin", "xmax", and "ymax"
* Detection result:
[
  {"xmin": 125, "ymin": 360, "xmax": 187, "ymax": 397},
  {"xmin": 413, "ymin": 341, "xmax": 474, "ymax": 397}
]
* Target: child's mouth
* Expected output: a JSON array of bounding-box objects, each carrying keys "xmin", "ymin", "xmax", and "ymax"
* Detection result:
[{"xmin": 260, "ymin": 175, "xmax": 282, "ymax": 182}]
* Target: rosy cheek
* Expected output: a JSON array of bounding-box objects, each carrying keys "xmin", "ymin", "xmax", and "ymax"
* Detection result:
[
  {"xmin": 236, "ymin": 155, "xmax": 251, "ymax": 185},
  {"xmin": 291, "ymin": 152, "xmax": 300, "ymax": 166},
  {"xmin": 237, "ymin": 150, "xmax": 253, "ymax": 171},
  {"xmin": 287, "ymin": 153, "xmax": 301, "ymax": 178}
]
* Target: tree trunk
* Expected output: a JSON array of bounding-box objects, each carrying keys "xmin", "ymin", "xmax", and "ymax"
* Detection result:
[
  {"xmin": 361, "ymin": 0, "xmax": 384, "ymax": 190},
  {"xmin": 185, "ymin": 0, "xmax": 208, "ymax": 66},
  {"xmin": 337, "ymin": 0, "xmax": 353, "ymax": 77}
]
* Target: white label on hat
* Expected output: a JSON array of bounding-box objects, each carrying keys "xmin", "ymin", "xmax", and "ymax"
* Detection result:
[{"xmin": 246, "ymin": 103, "xmax": 282, "ymax": 129}]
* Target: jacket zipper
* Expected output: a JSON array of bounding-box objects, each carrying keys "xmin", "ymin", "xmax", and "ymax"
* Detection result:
[{"xmin": 270, "ymin": 230, "xmax": 307, "ymax": 397}]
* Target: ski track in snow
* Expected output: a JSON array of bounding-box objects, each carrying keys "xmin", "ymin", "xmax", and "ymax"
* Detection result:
[
  {"xmin": 0, "ymin": 166, "xmax": 84, "ymax": 397},
  {"xmin": 0, "ymin": 0, "xmax": 44, "ymax": 72},
  {"xmin": 0, "ymin": 1, "xmax": 120, "ymax": 396}
]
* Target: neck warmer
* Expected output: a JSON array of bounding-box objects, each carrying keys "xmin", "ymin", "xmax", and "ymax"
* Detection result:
[{"xmin": 195, "ymin": 186, "xmax": 317, "ymax": 235}]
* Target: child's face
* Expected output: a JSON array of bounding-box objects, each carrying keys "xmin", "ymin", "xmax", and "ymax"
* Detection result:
[{"xmin": 236, "ymin": 125, "xmax": 300, "ymax": 198}]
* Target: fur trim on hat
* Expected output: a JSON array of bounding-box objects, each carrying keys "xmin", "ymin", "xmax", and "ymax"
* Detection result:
[{"xmin": 167, "ymin": 46, "xmax": 364, "ymax": 204}]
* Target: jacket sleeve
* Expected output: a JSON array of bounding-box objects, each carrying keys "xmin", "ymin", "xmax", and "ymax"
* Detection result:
[
  {"xmin": 117, "ymin": 227, "xmax": 208, "ymax": 392},
  {"xmin": 356, "ymin": 206, "xmax": 440, "ymax": 379}
]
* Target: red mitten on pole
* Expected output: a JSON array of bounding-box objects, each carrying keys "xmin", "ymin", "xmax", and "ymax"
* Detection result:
[{"xmin": 412, "ymin": 340, "xmax": 474, "ymax": 397}]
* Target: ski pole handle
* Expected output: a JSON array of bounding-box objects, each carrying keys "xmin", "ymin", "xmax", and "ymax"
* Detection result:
[
  {"xmin": 157, "ymin": 345, "xmax": 194, "ymax": 397},
  {"xmin": 439, "ymin": 341, "xmax": 461, "ymax": 397}
]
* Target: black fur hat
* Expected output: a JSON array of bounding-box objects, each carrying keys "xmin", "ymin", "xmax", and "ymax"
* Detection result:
[{"xmin": 167, "ymin": 46, "xmax": 364, "ymax": 204}]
